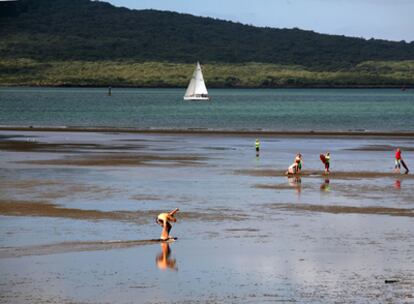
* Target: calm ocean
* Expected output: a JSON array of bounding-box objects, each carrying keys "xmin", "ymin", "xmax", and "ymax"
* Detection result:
[{"xmin": 0, "ymin": 87, "xmax": 413, "ymax": 131}]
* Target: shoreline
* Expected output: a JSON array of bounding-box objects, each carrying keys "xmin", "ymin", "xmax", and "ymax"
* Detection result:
[
  {"xmin": 1, "ymin": 84, "xmax": 413, "ymax": 89},
  {"xmin": 1, "ymin": 126, "xmax": 414, "ymax": 137}
]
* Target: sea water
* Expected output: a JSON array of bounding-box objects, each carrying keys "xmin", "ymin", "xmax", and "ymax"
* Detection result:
[{"xmin": 1, "ymin": 87, "xmax": 413, "ymax": 131}]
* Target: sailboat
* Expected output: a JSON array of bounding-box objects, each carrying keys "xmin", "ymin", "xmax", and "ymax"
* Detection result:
[{"xmin": 183, "ymin": 62, "xmax": 210, "ymax": 101}]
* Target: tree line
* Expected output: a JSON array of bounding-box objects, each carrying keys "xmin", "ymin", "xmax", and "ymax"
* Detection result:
[{"xmin": 1, "ymin": 0, "xmax": 413, "ymax": 71}]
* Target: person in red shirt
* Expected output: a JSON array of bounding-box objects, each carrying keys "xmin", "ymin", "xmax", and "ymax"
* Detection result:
[
  {"xmin": 395, "ymin": 148, "xmax": 401, "ymax": 171},
  {"xmin": 394, "ymin": 148, "xmax": 409, "ymax": 174}
]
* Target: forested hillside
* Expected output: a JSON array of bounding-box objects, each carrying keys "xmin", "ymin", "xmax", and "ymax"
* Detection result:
[{"xmin": 1, "ymin": 0, "xmax": 414, "ymax": 70}]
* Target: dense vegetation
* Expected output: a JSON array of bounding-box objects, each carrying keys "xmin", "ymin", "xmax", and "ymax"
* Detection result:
[
  {"xmin": 0, "ymin": 0, "xmax": 413, "ymax": 87},
  {"xmin": 1, "ymin": 0, "xmax": 414, "ymax": 70},
  {"xmin": 1, "ymin": 59, "xmax": 413, "ymax": 87}
]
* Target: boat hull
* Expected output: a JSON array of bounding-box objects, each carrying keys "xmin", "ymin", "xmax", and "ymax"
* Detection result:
[{"xmin": 183, "ymin": 96, "xmax": 210, "ymax": 101}]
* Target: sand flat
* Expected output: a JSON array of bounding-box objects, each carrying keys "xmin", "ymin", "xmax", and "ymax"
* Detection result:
[{"xmin": 0, "ymin": 130, "xmax": 413, "ymax": 303}]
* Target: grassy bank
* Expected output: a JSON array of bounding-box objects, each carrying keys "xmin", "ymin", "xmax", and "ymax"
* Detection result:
[{"xmin": 1, "ymin": 59, "xmax": 413, "ymax": 88}]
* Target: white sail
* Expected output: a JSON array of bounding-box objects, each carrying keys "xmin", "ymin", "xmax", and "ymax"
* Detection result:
[{"xmin": 184, "ymin": 62, "xmax": 210, "ymax": 100}]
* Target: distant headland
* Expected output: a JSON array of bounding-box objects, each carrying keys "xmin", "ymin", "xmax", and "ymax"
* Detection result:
[{"xmin": 0, "ymin": 0, "xmax": 413, "ymax": 88}]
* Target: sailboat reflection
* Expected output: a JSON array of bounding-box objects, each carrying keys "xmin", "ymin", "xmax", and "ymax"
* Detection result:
[{"xmin": 156, "ymin": 243, "xmax": 177, "ymax": 271}]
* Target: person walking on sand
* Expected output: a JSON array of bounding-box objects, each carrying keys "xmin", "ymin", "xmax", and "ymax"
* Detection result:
[
  {"xmin": 156, "ymin": 208, "xmax": 179, "ymax": 240},
  {"xmin": 394, "ymin": 148, "xmax": 409, "ymax": 174}
]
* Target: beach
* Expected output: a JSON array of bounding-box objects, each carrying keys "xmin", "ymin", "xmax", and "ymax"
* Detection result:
[
  {"xmin": 1, "ymin": 129, "xmax": 413, "ymax": 303},
  {"xmin": 2, "ymin": 0, "xmax": 414, "ymax": 301}
]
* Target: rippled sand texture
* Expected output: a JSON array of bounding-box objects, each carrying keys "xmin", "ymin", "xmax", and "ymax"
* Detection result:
[{"xmin": 0, "ymin": 130, "xmax": 413, "ymax": 303}]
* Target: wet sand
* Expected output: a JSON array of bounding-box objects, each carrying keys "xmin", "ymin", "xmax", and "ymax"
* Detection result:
[
  {"xmin": 238, "ymin": 169, "xmax": 414, "ymax": 179},
  {"xmin": 0, "ymin": 130, "xmax": 413, "ymax": 303},
  {"xmin": 0, "ymin": 239, "xmax": 176, "ymax": 259},
  {"xmin": 0, "ymin": 139, "xmax": 207, "ymax": 166},
  {"xmin": 0, "ymin": 199, "xmax": 149, "ymax": 222},
  {"xmin": 345, "ymin": 144, "xmax": 414, "ymax": 151},
  {"xmin": 18, "ymin": 153, "xmax": 207, "ymax": 167},
  {"xmin": 265, "ymin": 202, "xmax": 414, "ymax": 217},
  {"xmin": 0, "ymin": 139, "xmax": 146, "ymax": 153},
  {"xmin": 0, "ymin": 199, "xmax": 246, "ymax": 223}
]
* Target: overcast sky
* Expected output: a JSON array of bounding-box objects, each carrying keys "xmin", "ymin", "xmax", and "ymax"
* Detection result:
[{"xmin": 106, "ymin": 0, "xmax": 414, "ymax": 42}]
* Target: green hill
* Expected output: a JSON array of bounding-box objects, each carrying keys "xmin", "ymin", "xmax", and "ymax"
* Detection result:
[
  {"xmin": 1, "ymin": 0, "xmax": 413, "ymax": 87},
  {"xmin": 1, "ymin": 0, "xmax": 414, "ymax": 69}
]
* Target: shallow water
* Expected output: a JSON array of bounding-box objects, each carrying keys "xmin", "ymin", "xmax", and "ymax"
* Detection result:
[
  {"xmin": 0, "ymin": 131, "xmax": 413, "ymax": 303},
  {"xmin": 1, "ymin": 87, "xmax": 414, "ymax": 131}
]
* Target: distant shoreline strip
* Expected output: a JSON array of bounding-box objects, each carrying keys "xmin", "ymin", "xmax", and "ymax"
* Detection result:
[{"xmin": 1, "ymin": 126, "xmax": 414, "ymax": 137}]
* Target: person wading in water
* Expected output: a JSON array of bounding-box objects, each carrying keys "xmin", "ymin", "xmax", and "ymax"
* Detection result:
[{"xmin": 255, "ymin": 138, "xmax": 260, "ymax": 156}]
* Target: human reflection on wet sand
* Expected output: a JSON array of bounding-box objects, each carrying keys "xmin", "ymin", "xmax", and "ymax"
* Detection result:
[
  {"xmin": 320, "ymin": 179, "xmax": 331, "ymax": 192},
  {"xmin": 287, "ymin": 176, "xmax": 302, "ymax": 196},
  {"xmin": 394, "ymin": 179, "xmax": 401, "ymax": 189},
  {"xmin": 156, "ymin": 243, "xmax": 177, "ymax": 271}
]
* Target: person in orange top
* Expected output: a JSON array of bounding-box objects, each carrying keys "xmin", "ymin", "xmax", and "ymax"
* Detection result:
[{"xmin": 156, "ymin": 208, "xmax": 179, "ymax": 240}]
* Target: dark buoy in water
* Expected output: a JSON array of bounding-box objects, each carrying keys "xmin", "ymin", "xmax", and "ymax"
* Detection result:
[{"xmin": 108, "ymin": 86, "xmax": 112, "ymax": 96}]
